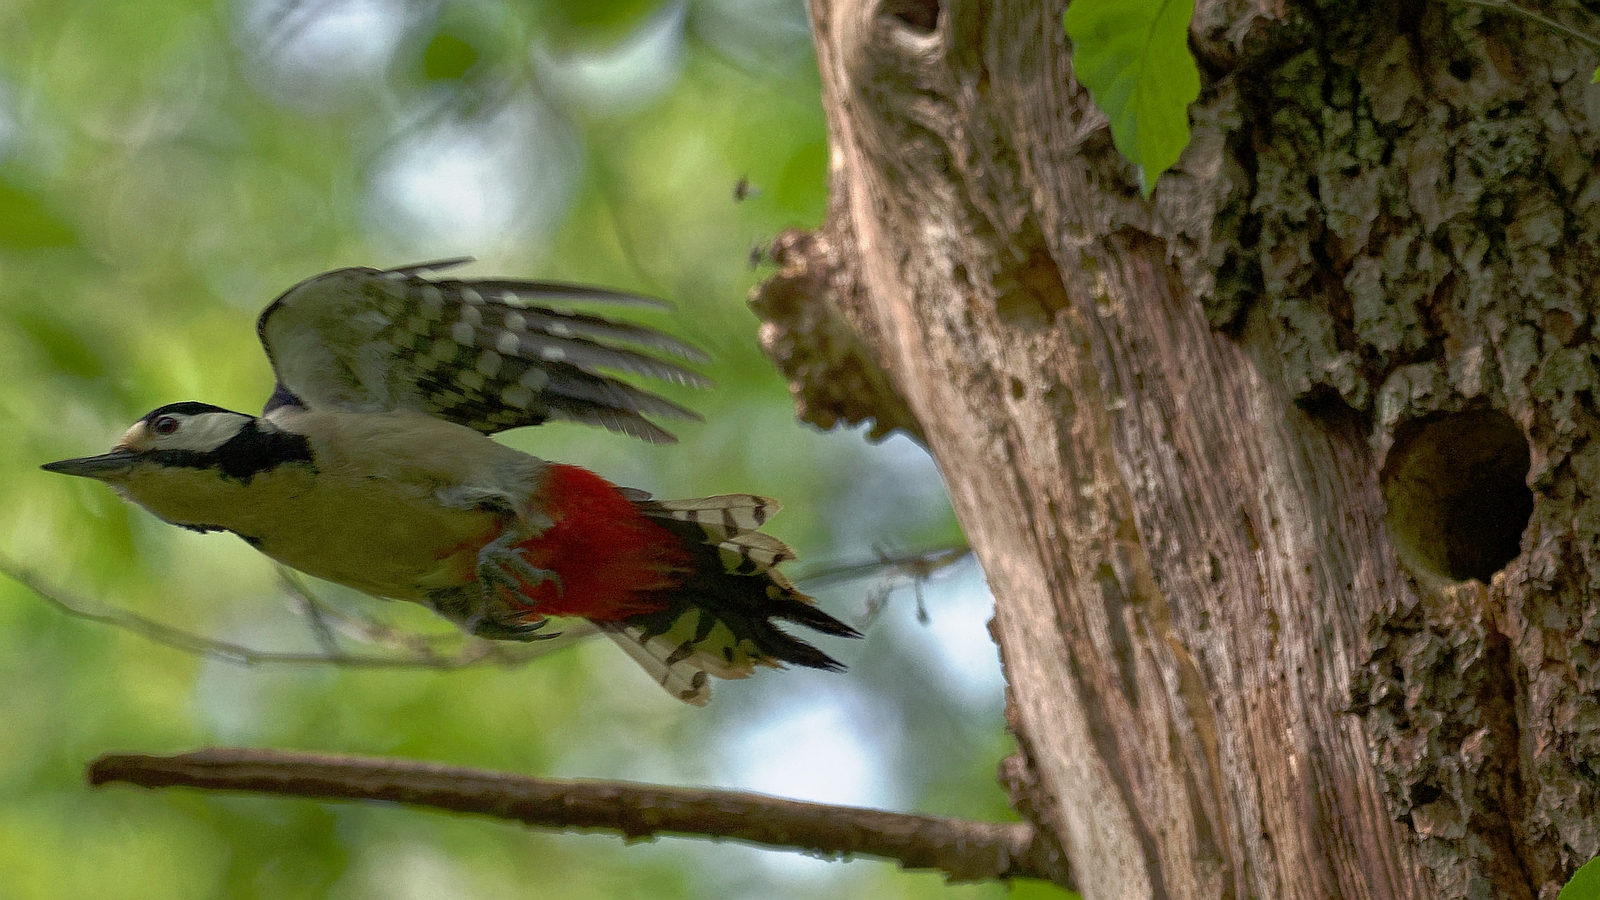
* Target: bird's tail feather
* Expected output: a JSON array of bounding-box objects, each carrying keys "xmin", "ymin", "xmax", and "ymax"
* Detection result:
[{"xmin": 608, "ymin": 494, "xmax": 861, "ymax": 705}]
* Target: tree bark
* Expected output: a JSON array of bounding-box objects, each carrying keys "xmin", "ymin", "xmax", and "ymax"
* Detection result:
[{"xmin": 755, "ymin": 1, "xmax": 1600, "ymax": 898}]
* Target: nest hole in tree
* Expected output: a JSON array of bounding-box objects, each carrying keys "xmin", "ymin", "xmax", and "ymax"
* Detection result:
[
  {"xmin": 1380, "ymin": 408, "xmax": 1533, "ymax": 583},
  {"xmin": 882, "ymin": 0, "xmax": 939, "ymax": 32}
]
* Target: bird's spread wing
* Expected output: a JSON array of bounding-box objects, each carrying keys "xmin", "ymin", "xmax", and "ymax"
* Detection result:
[{"xmin": 256, "ymin": 259, "xmax": 709, "ymax": 443}]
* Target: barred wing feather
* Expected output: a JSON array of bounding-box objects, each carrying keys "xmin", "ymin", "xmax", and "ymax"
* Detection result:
[{"xmin": 256, "ymin": 259, "xmax": 708, "ymax": 442}]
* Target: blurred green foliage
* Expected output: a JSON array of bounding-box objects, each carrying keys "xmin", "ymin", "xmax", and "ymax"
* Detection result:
[
  {"xmin": 421, "ymin": 32, "xmax": 481, "ymax": 81},
  {"xmin": 0, "ymin": 0, "xmax": 1070, "ymax": 898}
]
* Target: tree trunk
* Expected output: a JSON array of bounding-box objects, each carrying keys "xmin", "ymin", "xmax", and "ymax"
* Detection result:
[{"xmin": 754, "ymin": 1, "xmax": 1600, "ymax": 898}]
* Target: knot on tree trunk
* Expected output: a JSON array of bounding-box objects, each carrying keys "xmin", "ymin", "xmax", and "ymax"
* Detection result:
[{"xmin": 750, "ymin": 228, "xmax": 923, "ymax": 442}]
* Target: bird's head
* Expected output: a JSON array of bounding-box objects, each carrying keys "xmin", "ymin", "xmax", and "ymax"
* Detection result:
[{"xmin": 43, "ymin": 402, "xmax": 258, "ymax": 485}]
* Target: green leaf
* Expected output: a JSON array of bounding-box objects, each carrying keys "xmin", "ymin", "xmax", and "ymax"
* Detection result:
[
  {"xmin": 1062, "ymin": 0, "xmax": 1200, "ymax": 196},
  {"xmin": 1562, "ymin": 856, "xmax": 1600, "ymax": 900}
]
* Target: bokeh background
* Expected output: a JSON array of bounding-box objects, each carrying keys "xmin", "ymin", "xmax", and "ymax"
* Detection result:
[{"xmin": 0, "ymin": 1, "xmax": 1065, "ymax": 897}]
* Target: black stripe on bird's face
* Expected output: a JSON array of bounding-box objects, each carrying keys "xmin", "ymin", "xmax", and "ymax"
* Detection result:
[
  {"xmin": 144, "ymin": 420, "xmax": 314, "ymax": 483},
  {"xmin": 58, "ymin": 403, "xmax": 315, "ymax": 485}
]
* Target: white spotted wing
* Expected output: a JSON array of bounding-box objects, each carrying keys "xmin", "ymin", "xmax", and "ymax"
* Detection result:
[{"xmin": 256, "ymin": 259, "xmax": 708, "ymax": 443}]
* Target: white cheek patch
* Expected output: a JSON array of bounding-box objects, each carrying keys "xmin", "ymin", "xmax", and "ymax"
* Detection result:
[{"xmin": 159, "ymin": 413, "xmax": 254, "ymax": 452}]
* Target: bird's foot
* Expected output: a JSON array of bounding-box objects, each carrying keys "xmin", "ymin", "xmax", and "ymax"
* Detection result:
[{"xmin": 476, "ymin": 531, "xmax": 563, "ymax": 604}]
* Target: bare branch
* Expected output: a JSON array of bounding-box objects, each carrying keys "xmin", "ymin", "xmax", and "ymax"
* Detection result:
[{"xmin": 88, "ymin": 748, "xmax": 1073, "ymax": 888}]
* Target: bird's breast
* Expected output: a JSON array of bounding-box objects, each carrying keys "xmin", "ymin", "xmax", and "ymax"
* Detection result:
[
  {"xmin": 246, "ymin": 464, "xmax": 505, "ymax": 598},
  {"xmin": 121, "ymin": 408, "xmax": 542, "ymax": 600},
  {"xmin": 128, "ymin": 461, "xmax": 503, "ymax": 600},
  {"xmin": 239, "ymin": 470, "xmax": 503, "ymax": 600}
]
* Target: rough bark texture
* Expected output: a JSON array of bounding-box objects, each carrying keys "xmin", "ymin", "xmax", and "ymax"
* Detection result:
[{"xmin": 754, "ymin": 1, "xmax": 1600, "ymax": 898}]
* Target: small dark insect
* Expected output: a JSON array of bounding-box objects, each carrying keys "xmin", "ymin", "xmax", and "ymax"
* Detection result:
[
  {"xmin": 733, "ymin": 176, "xmax": 761, "ymax": 202},
  {"xmin": 748, "ymin": 241, "xmax": 768, "ymax": 268}
]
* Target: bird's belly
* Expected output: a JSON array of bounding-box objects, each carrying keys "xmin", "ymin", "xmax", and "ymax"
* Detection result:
[{"xmin": 235, "ymin": 480, "xmax": 500, "ymax": 601}]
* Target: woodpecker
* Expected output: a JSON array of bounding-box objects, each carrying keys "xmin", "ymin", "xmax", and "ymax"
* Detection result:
[{"xmin": 43, "ymin": 260, "xmax": 859, "ymax": 704}]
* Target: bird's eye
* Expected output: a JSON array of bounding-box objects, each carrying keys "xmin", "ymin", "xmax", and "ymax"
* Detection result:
[{"xmin": 152, "ymin": 416, "xmax": 180, "ymax": 435}]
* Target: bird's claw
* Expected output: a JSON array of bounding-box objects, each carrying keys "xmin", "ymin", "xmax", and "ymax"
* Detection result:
[
  {"xmin": 469, "ymin": 615, "xmax": 559, "ymax": 642},
  {"xmin": 477, "ymin": 532, "xmax": 563, "ymax": 604}
]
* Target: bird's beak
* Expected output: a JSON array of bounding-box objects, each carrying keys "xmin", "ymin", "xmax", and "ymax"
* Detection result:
[{"xmin": 41, "ymin": 450, "xmax": 142, "ymax": 480}]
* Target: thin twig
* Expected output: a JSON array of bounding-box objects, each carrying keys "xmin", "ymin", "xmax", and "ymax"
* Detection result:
[
  {"xmin": 1, "ymin": 544, "xmax": 969, "ymax": 669},
  {"xmin": 0, "ymin": 551, "xmax": 555, "ymax": 670},
  {"xmin": 1453, "ymin": 0, "xmax": 1600, "ymax": 53},
  {"xmin": 285, "ymin": 577, "xmax": 344, "ymax": 657},
  {"xmin": 796, "ymin": 545, "xmax": 970, "ymax": 588},
  {"xmin": 798, "ymin": 545, "xmax": 972, "ymax": 628},
  {"xmin": 87, "ymin": 748, "xmax": 1074, "ymax": 888},
  {"xmin": 274, "ymin": 570, "xmax": 591, "ymax": 659}
]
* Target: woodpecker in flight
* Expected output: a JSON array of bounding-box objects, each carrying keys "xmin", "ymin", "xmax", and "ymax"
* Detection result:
[{"xmin": 43, "ymin": 260, "xmax": 859, "ymax": 704}]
